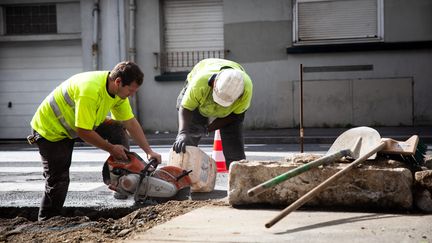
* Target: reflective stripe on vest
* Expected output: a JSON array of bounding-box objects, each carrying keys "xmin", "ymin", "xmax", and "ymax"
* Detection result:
[
  {"xmin": 48, "ymin": 86, "xmax": 77, "ymax": 138},
  {"xmin": 62, "ymin": 85, "xmax": 75, "ymax": 108}
]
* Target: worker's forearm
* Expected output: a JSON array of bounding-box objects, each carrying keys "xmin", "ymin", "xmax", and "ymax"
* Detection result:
[
  {"xmin": 123, "ymin": 118, "xmax": 152, "ymax": 154},
  {"xmin": 178, "ymin": 106, "xmax": 193, "ymax": 134}
]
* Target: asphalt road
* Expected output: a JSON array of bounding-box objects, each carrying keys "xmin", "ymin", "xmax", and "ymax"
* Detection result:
[
  {"xmin": 0, "ymin": 144, "xmax": 322, "ymax": 210},
  {"xmin": 2, "ymin": 143, "xmax": 432, "ymax": 243}
]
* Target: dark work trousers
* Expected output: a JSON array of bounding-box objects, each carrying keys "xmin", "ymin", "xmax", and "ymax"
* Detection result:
[
  {"xmin": 177, "ymin": 83, "xmax": 246, "ymax": 167},
  {"xmin": 189, "ymin": 110, "xmax": 246, "ymax": 167},
  {"xmin": 35, "ymin": 119, "xmax": 129, "ymax": 221}
]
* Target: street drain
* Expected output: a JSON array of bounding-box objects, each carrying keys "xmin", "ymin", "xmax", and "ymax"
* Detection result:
[{"xmin": 0, "ymin": 207, "xmax": 137, "ymax": 222}]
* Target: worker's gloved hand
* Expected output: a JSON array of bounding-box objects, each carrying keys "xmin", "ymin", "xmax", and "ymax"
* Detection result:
[{"xmin": 173, "ymin": 132, "xmax": 190, "ymax": 153}]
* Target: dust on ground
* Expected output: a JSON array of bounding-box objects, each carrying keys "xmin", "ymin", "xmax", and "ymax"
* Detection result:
[{"xmin": 0, "ymin": 199, "xmax": 228, "ymax": 243}]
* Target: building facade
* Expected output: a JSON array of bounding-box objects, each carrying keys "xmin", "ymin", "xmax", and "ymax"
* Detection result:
[{"xmin": 0, "ymin": 0, "xmax": 431, "ymax": 139}]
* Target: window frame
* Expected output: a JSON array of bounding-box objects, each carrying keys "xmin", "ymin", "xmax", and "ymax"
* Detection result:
[
  {"xmin": 160, "ymin": 0, "xmax": 225, "ymax": 73},
  {"xmin": 0, "ymin": 1, "xmax": 81, "ymax": 42},
  {"xmin": 292, "ymin": 0, "xmax": 384, "ymax": 46},
  {"xmin": 3, "ymin": 4, "xmax": 57, "ymax": 36}
]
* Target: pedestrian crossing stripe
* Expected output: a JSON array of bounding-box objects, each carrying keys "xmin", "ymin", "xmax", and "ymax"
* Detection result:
[
  {"xmin": 0, "ymin": 182, "xmax": 228, "ymax": 192},
  {"xmin": 0, "ymin": 182, "xmax": 105, "ymax": 192},
  {"xmin": 0, "ymin": 166, "xmax": 101, "ymax": 173}
]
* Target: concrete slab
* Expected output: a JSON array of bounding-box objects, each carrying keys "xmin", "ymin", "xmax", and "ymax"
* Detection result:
[
  {"xmin": 228, "ymin": 159, "xmax": 413, "ymax": 210},
  {"xmin": 126, "ymin": 206, "xmax": 432, "ymax": 243}
]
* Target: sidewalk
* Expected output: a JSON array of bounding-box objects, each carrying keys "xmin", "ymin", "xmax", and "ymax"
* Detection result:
[
  {"xmin": 126, "ymin": 205, "xmax": 432, "ymax": 243},
  {"xmin": 144, "ymin": 126, "xmax": 432, "ymax": 145},
  {"xmin": 126, "ymin": 126, "xmax": 432, "ymax": 243}
]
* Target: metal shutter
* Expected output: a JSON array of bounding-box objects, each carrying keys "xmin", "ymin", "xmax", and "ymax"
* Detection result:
[
  {"xmin": 0, "ymin": 40, "xmax": 83, "ymax": 139},
  {"xmin": 163, "ymin": 0, "xmax": 224, "ymax": 72},
  {"xmin": 295, "ymin": 0, "xmax": 381, "ymax": 44}
]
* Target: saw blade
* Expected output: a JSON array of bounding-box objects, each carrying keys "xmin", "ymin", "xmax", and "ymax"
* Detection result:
[{"xmin": 153, "ymin": 166, "xmax": 192, "ymax": 190}]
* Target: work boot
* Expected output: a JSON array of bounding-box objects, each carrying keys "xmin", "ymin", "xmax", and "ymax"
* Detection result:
[{"xmin": 113, "ymin": 192, "xmax": 128, "ymax": 200}]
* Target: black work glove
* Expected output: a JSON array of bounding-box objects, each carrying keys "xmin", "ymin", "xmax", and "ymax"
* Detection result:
[{"xmin": 173, "ymin": 132, "xmax": 190, "ymax": 153}]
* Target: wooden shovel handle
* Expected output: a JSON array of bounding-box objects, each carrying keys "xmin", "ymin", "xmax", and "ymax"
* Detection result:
[
  {"xmin": 248, "ymin": 150, "xmax": 350, "ymax": 197},
  {"xmin": 265, "ymin": 141, "xmax": 386, "ymax": 228}
]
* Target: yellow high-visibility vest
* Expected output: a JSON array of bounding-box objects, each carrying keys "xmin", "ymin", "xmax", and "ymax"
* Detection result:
[{"xmin": 31, "ymin": 71, "xmax": 134, "ymax": 142}]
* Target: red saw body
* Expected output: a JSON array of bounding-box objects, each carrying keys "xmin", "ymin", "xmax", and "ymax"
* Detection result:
[{"xmin": 102, "ymin": 151, "xmax": 192, "ymax": 202}]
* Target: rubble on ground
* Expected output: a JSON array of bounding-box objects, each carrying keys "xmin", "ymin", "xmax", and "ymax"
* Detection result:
[
  {"xmin": 0, "ymin": 200, "xmax": 227, "ymax": 243},
  {"xmin": 1, "ymin": 154, "xmax": 431, "ymax": 243}
]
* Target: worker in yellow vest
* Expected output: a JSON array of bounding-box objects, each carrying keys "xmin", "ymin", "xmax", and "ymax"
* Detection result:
[
  {"xmin": 173, "ymin": 58, "xmax": 253, "ymax": 168},
  {"xmin": 29, "ymin": 61, "xmax": 161, "ymax": 221}
]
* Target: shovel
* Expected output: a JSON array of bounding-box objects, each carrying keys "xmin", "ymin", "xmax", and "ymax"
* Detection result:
[
  {"xmin": 265, "ymin": 127, "xmax": 422, "ymax": 228},
  {"xmin": 247, "ymin": 126, "xmax": 380, "ymax": 197}
]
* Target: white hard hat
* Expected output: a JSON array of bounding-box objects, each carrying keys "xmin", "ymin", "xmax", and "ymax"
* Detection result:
[{"xmin": 212, "ymin": 69, "xmax": 245, "ymax": 107}]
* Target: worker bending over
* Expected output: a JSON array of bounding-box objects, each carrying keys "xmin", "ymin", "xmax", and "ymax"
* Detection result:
[
  {"xmin": 29, "ymin": 61, "xmax": 161, "ymax": 221},
  {"xmin": 173, "ymin": 58, "xmax": 253, "ymax": 168}
]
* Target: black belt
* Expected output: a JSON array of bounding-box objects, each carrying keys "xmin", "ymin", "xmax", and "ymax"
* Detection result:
[{"xmin": 27, "ymin": 131, "xmax": 42, "ymax": 145}]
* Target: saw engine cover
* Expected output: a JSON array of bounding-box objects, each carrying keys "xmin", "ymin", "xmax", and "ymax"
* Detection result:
[{"xmin": 102, "ymin": 151, "xmax": 192, "ymax": 201}]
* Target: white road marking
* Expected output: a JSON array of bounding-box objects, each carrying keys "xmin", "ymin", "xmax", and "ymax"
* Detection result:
[
  {"xmin": 0, "ymin": 146, "xmax": 295, "ymax": 194},
  {"xmin": 0, "ymin": 150, "xmax": 293, "ymax": 162},
  {"xmin": 0, "ymin": 166, "xmax": 102, "ymax": 173},
  {"xmin": 0, "ymin": 182, "xmax": 105, "ymax": 192}
]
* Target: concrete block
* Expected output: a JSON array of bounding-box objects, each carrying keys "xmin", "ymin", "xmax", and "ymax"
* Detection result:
[
  {"xmin": 228, "ymin": 155, "xmax": 413, "ymax": 210},
  {"xmin": 414, "ymin": 189, "xmax": 432, "ymax": 213},
  {"xmin": 426, "ymin": 155, "xmax": 432, "ymax": 169},
  {"xmin": 415, "ymin": 170, "xmax": 432, "ymax": 190}
]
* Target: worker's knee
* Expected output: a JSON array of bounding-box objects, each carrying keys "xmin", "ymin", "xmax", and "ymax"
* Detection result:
[
  {"xmin": 45, "ymin": 171, "xmax": 70, "ymax": 192},
  {"xmin": 97, "ymin": 119, "xmax": 129, "ymax": 148}
]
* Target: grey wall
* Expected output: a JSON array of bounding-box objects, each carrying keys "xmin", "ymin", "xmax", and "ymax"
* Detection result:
[
  {"xmin": 221, "ymin": 0, "xmax": 432, "ymax": 129},
  {"xmin": 99, "ymin": 1, "xmax": 122, "ymax": 69},
  {"xmin": 224, "ymin": 0, "xmax": 291, "ymax": 63},
  {"xmin": 384, "ymin": 0, "xmax": 432, "ymax": 42},
  {"xmin": 128, "ymin": 0, "xmax": 432, "ymax": 131},
  {"xmin": 57, "ymin": 2, "xmax": 81, "ymax": 34},
  {"xmin": 80, "ymin": 0, "xmax": 93, "ymax": 71},
  {"xmin": 136, "ymin": 0, "xmax": 182, "ymax": 131}
]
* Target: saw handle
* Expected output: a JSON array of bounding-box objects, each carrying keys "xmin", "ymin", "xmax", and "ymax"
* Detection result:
[
  {"xmin": 134, "ymin": 158, "xmax": 160, "ymax": 202},
  {"xmin": 176, "ymin": 170, "xmax": 193, "ymax": 181},
  {"xmin": 141, "ymin": 158, "xmax": 159, "ymax": 174},
  {"xmin": 148, "ymin": 158, "xmax": 159, "ymax": 168}
]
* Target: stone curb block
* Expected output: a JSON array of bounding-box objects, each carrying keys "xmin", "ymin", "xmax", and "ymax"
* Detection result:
[
  {"xmin": 228, "ymin": 156, "xmax": 413, "ymax": 210},
  {"xmin": 415, "ymin": 170, "xmax": 432, "ymax": 190}
]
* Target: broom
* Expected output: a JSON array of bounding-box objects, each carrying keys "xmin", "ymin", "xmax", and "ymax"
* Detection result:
[{"xmin": 379, "ymin": 135, "xmax": 427, "ymax": 169}]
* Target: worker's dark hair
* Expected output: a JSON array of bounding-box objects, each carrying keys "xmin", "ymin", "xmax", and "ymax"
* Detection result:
[{"xmin": 110, "ymin": 61, "xmax": 144, "ymax": 86}]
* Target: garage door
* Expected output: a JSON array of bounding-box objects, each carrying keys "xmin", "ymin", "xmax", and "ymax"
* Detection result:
[{"xmin": 0, "ymin": 40, "xmax": 83, "ymax": 139}]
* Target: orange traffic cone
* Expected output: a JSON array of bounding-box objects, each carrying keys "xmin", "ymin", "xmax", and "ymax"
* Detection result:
[{"xmin": 212, "ymin": 130, "xmax": 228, "ymax": 172}]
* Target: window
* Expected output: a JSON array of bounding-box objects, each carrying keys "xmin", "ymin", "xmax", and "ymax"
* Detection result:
[
  {"xmin": 160, "ymin": 0, "xmax": 225, "ymax": 73},
  {"xmin": 4, "ymin": 4, "xmax": 57, "ymax": 35},
  {"xmin": 293, "ymin": 0, "xmax": 383, "ymax": 45}
]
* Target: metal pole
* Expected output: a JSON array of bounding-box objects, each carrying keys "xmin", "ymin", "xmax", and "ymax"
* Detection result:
[
  {"xmin": 92, "ymin": 0, "xmax": 100, "ymax": 70},
  {"xmin": 300, "ymin": 64, "xmax": 304, "ymax": 153},
  {"xmin": 128, "ymin": 0, "xmax": 139, "ymax": 121}
]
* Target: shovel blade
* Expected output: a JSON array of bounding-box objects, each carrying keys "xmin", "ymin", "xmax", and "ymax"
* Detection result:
[{"xmin": 326, "ymin": 126, "xmax": 381, "ymax": 160}]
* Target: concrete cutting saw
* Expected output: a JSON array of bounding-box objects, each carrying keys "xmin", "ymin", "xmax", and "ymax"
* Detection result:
[{"xmin": 102, "ymin": 151, "xmax": 192, "ymax": 203}]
